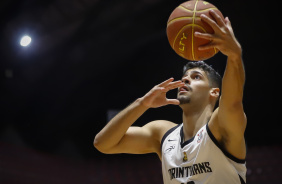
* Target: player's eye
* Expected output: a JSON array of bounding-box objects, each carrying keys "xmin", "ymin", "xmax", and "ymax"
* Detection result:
[{"xmin": 194, "ymin": 75, "xmax": 201, "ymax": 80}]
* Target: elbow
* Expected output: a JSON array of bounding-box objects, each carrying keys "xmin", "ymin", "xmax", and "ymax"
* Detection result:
[
  {"xmin": 93, "ymin": 134, "xmax": 104, "ymax": 153},
  {"xmin": 93, "ymin": 135, "xmax": 100, "ymax": 149},
  {"xmin": 93, "ymin": 134, "xmax": 112, "ymax": 154}
]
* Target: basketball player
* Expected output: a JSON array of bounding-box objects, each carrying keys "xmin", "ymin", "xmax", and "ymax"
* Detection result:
[{"xmin": 94, "ymin": 10, "xmax": 247, "ymax": 184}]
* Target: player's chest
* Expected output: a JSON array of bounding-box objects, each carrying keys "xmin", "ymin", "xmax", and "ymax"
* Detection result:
[{"xmin": 163, "ymin": 129, "xmax": 205, "ymax": 165}]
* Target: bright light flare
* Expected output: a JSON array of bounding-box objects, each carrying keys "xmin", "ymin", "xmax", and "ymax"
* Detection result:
[{"xmin": 20, "ymin": 35, "xmax": 32, "ymax": 47}]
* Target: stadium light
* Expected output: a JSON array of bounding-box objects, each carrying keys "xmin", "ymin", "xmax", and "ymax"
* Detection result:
[{"xmin": 20, "ymin": 35, "xmax": 32, "ymax": 47}]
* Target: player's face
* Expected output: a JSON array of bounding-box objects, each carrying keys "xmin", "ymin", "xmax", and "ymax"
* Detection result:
[{"xmin": 177, "ymin": 68, "xmax": 211, "ymax": 105}]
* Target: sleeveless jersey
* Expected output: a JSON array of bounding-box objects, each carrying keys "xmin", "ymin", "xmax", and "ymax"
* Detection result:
[{"xmin": 161, "ymin": 123, "xmax": 247, "ymax": 184}]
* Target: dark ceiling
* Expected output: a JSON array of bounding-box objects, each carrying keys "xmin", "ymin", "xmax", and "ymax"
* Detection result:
[{"xmin": 0, "ymin": 0, "xmax": 279, "ymax": 160}]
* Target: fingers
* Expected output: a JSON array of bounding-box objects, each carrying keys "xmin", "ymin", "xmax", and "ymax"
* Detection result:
[
  {"xmin": 159, "ymin": 78, "xmax": 184, "ymax": 88},
  {"xmin": 197, "ymin": 42, "xmax": 217, "ymax": 51},
  {"xmin": 209, "ymin": 10, "xmax": 225, "ymax": 27},
  {"xmin": 158, "ymin": 77, "xmax": 174, "ymax": 87},
  {"xmin": 199, "ymin": 10, "xmax": 226, "ymax": 35},
  {"xmin": 166, "ymin": 99, "xmax": 180, "ymax": 105},
  {"xmin": 194, "ymin": 31, "xmax": 217, "ymax": 51},
  {"xmin": 225, "ymin": 17, "xmax": 231, "ymax": 26},
  {"xmin": 195, "ymin": 11, "xmax": 232, "ymax": 51},
  {"xmin": 159, "ymin": 79, "xmax": 184, "ymax": 93},
  {"xmin": 225, "ymin": 17, "xmax": 233, "ymax": 31},
  {"xmin": 167, "ymin": 80, "xmax": 185, "ymax": 90},
  {"xmin": 194, "ymin": 32, "xmax": 216, "ymax": 51},
  {"xmin": 194, "ymin": 32, "xmax": 213, "ymax": 41},
  {"xmin": 142, "ymin": 78, "xmax": 183, "ymax": 108},
  {"xmin": 200, "ymin": 13, "xmax": 219, "ymax": 32}
]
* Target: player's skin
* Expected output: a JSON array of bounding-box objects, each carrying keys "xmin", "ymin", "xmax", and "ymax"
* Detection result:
[{"xmin": 94, "ymin": 10, "xmax": 246, "ymax": 161}]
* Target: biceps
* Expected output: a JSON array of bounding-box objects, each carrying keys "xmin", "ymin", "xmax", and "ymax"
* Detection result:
[
  {"xmin": 218, "ymin": 103, "xmax": 247, "ymax": 137},
  {"xmin": 110, "ymin": 126, "xmax": 159, "ymax": 154}
]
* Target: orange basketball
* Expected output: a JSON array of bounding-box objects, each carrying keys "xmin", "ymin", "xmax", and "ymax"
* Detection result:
[{"xmin": 167, "ymin": 0, "xmax": 224, "ymax": 61}]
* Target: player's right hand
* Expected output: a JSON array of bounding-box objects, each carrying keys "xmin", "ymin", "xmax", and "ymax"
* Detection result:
[{"xmin": 139, "ymin": 78, "xmax": 184, "ymax": 108}]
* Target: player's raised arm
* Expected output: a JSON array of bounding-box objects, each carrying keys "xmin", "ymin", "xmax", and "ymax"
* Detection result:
[
  {"xmin": 94, "ymin": 78, "xmax": 184, "ymax": 155},
  {"xmin": 195, "ymin": 10, "xmax": 246, "ymax": 159}
]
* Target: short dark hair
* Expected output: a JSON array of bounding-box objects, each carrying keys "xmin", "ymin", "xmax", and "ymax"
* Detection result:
[{"xmin": 183, "ymin": 61, "xmax": 222, "ymax": 89}]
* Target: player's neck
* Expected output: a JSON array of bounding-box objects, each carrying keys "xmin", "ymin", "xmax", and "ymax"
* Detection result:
[{"xmin": 181, "ymin": 104, "xmax": 212, "ymax": 142}]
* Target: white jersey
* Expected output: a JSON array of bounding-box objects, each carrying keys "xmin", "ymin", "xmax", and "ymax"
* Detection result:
[{"xmin": 161, "ymin": 123, "xmax": 247, "ymax": 184}]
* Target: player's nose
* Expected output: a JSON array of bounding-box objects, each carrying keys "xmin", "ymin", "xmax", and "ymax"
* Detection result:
[{"xmin": 182, "ymin": 77, "xmax": 190, "ymax": 85}]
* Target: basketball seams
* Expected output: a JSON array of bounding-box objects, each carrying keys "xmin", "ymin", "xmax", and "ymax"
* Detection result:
[
  {"xmin": 213, "ymin": 48, "xmax": 217, "ymax": 54},
  {"xmin": 196, "ymin": 7, "xmax": 218, "ymax": 12},
  {"xmin": 172, "ymin": 24, "xmax": 192, "ymax": 50},
  {"xmin": 167, "ymin": 17, "xmax": 198, "ymax": 26},
  {"xmin": 179, "ymin": 6, "xmax": 218, "ymax": 13},
  {"xmin": 191, "ymin": 0, "xmax": 199, "ymax": 60},
  {"xmin": 178, "ymin": 6, "xmax": 194, "ymax": 12},
  {"xmin": 172, "ymin": 24, "xmax": 207, "ymax": 50}
]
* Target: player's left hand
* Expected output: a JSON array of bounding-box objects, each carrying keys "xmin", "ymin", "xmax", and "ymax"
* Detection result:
[{"xmin": 194, "ymin": 10, "xmax": 242, "ymax": 59}]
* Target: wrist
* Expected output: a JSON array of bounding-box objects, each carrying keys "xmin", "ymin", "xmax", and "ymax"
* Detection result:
[
  {"xmin": 136, "ymin": 98, "xmax": 151, "ymax": 109},
  {"xmin": 228, "ymin": 44, "xmax": 242, "ymax": 61}
]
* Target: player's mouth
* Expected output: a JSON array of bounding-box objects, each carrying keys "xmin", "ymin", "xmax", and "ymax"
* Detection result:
[{"xmin": 178, "ymin": 85, "xmax": 191, "ymax": 93}]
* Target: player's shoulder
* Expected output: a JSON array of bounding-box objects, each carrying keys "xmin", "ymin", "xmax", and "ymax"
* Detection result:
[{"xmin": 144, "ymin": 120, "xmax": 178, "ymax": 142}]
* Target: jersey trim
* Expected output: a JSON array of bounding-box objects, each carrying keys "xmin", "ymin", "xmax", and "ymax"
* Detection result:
[
  {"xmin": 180, "ymin": 126, "xmax": 195, "ymax": 148},
  {"xmin": 160, "ymin": 124, "xmax": 181, "ymax": 152},
  {"xmin": 206, "ymin": 123, "xmax": 246, "ymax": 164},
  {"xmin": 239, "ymin": 174, "xmax": 246, "ymax": 184}
]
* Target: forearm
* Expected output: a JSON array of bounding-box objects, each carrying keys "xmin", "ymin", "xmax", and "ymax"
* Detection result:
[
  {"xmin": 94, "ymin": 78, "xmax": 183, "ymax": 153},
  {"xmin": 94, "ymin": 98, "xmax": 149, "ymax": 152},
  {"xmin": 221, "ymin": 50, "xmax": 245, "ymax": 105},
  {"xmin": 218, "ymin": 51, "xmax": 247, "ymax": 139}
]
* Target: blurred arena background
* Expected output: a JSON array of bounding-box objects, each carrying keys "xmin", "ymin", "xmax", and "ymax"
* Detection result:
[{"xmin": 0, "ymin": 0, "xmax": 280, "ymax": 183}]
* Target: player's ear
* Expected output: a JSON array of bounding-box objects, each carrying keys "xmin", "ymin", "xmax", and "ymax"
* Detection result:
[{"xmin": 210, "ymin": 88, "xmax": 220, "ymax": 98}]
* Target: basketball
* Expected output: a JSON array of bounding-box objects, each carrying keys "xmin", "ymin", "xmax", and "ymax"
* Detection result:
[{"xmin": 167, "ymin": 0, "xmax": 224, "ymax": 61}]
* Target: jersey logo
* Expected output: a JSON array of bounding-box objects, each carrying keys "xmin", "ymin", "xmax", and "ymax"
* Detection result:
[
  {"xmin": 197, "ymin": 130, "xmax": 204, "ymax": 143},
  {"xmin": 183, "ymin": 152, "xmax": 188, "ymax": 162},
  {"xmin": 165, "ymin": 145, "xmax": 175, "ymax": 152},
  {"xmin": 168, "ymin": 139, "xmax": 177, "ymax": 142}
]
